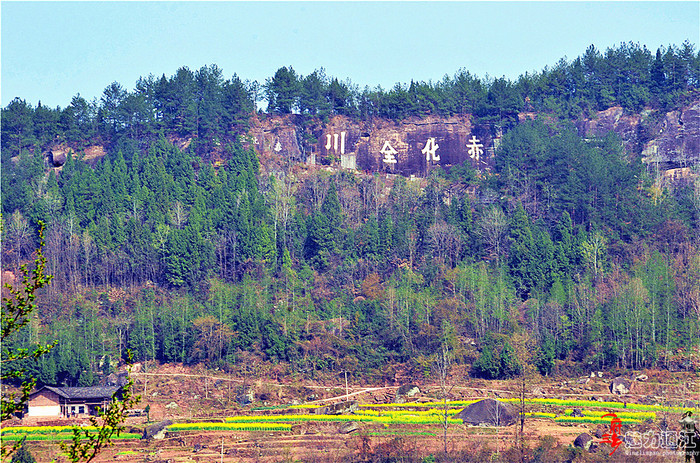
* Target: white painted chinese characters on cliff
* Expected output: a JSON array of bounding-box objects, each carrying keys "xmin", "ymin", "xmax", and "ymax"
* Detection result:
[
  {"xmin": 325, "ymin": 131, "xmax": 347, "ymax": 155},
  {"xmin": 422, "ymin": 138, "xmax": 440, "ymax": 162},
  {"xmin": 380, "ymin": 141, "xmax": 398, "ymax": 164},
  {"xmin": 467, "ymin": 135, "xmax": 484, "ymax": 162}
]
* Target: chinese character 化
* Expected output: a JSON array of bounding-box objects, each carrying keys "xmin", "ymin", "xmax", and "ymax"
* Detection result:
[
  {"xmin": 422, "ymin": 137, "xmax": 440, "ymax": 161},
  {"xmin": 467, "ymin": 135, "xmax": 484, "ymax": 162},
  {"xmin": 380, "ymin": 141, "xmax": 398, "ymax": 164}
]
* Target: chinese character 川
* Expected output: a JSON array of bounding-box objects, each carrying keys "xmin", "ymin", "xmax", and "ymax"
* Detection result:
[{"xmin": 325, "ymin": 131, "xmax": 347, "ymax": 155}]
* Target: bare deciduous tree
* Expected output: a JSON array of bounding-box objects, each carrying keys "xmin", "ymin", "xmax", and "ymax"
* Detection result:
[
  {"xmin": 478, "ymin": 205, "xmax": 507, "ymax": 264},
  {"xmin": 169, "ymin": 200, "xmax": 188, "ymax": 229},
  {"xmin": 4, "ymin": 210, "xmax": 31, "ymax": 268},
  {"xmin": 428, "ymin": 222, "xmax": 463, "ymax": 267}
]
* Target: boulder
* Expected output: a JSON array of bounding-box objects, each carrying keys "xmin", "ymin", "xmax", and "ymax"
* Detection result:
[
  {"xmin": 338, "ymin": 421, "xmax": 360, "ymax": 434},
  {"xmin": 396, "ymin": 384, "xmax": 420, "ymax": 399},
  {"xmin": 50, "ymin": 149, "xmax": 67, "ymax": 167},
  {"xmin": 453, "ymin": 399, "xmax": 516, "ymax": 427},
  {"xmin": 610, "ymin": 377, "xmax": 633, "ymax": 395},
  {"xmin": 103, "ymin": 371, "xmax": 129, "ymax": 387},
  {"xmin": 142, "ymin": 419, "xmax": 172, "ymax": 440},
  {"xmin": 571, "ymin": 408, "xmax": 584, "ymax": 417},
  {"xmin": 314, "ymin": 401, "xmax": 358, "ymax": 415},
  {"xmin": 165, "ymin": 402, "xmax": 179, "ymax": 410},
  {"xmin": 635, "ymin": 374, "xmax": 648, "ymax": 381},
  {"xmin": 574, "ymin": 433, "xmax": 594, "ymax": 451},
  {"xmin": 237, "ymin": 390, "xmax": 255, "ymax": 406}
]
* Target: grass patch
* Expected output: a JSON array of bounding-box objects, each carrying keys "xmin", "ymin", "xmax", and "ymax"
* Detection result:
[
  {"xmin": 1, "ymin": 433, "xmax": 141, "ymax": 442},
  {"xmin": 224, "ymin": 413, "xmax": 461, "ymax": 426},
  {"xmin": 168, "ymin": 422, "xmax": 291, "ymax": 432},
  {"xmin": 361, "ymin": 399, "xmax": 696, "ymax": 415},
  {"xmin": 562, "ymin": 409, "xmax": 655, "ymax": 420}
]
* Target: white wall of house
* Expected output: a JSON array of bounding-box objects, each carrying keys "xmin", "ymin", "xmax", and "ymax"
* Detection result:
[{"xmin": 26, "ymin": 405, "xmax": 61, "ymax": 417}]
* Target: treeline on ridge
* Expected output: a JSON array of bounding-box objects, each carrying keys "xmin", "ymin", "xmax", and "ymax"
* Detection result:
[
  {"xmin": 2, "ymin": 41, "xmax": 699, "ymax": 159},
  {"xmin": 1, "ymin": 42, "xmax": 699, "ymax": 388}
]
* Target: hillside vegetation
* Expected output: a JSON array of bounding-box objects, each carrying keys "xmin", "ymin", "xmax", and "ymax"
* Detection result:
[{"xmin": 2, "ymin": 42, "xmax": 699, "ymax": 388}]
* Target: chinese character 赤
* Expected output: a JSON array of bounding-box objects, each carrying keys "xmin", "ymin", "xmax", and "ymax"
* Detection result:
[{"xmin": 467, "ymin": 135, "xmax": 484, "ymax": 162}]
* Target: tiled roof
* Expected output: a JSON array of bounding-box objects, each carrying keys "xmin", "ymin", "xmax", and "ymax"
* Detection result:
[{"xmin": 39, "ymin": 386, "xmax": 120, "ymax": 400}]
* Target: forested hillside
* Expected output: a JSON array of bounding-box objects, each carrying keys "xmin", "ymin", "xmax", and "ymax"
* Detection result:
[{"xmin": 2, "ymin": 42, "xmax": 700, "ymax": 388}]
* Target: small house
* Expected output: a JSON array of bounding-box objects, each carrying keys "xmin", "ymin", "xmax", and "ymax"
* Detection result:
[{"xmin": 27, "ymin": 386, "xmax": 121, "ymax": 418}]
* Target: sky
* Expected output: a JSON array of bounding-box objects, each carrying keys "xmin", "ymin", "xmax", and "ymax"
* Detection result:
[{"xmin": 1, "ymin": 1, "xmax": 699, "ymax": 109}]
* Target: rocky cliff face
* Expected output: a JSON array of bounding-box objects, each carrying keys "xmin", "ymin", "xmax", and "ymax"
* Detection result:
[
  {"xmin": 248, "ymin": 100, "xmax": 700, "ymax": 178},
  {"xmin": 249, "ymin": 114, "xmax": 497, "ymax": 177},
  {"xmin": 640, "ymin": 101, "xmax": 700, "ymax": 168},
  {"xmin": 576, "ymin": 101, "xmax": 700, "ymax": 170}
]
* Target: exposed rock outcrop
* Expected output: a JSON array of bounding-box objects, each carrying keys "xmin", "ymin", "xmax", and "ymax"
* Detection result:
[
  {"xmin": 247, "ymin": 100, "xmax": 699, "ymax": 180},
  {"xmin": 248, "ymin": 114, "xmax": 495, "ymax": 178},
  {"xmin": 641, "ymin": 101, "xmax": 700, "ymax": 168}
]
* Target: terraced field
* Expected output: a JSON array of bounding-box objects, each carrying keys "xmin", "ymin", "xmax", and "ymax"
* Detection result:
[{"xmin": 4, "ymin": 397, "xmax": 695, "ymax": 462}]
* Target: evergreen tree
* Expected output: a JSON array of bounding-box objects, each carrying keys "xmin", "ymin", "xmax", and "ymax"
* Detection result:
[{"xmin": 265, "ymin": 66, "xmax": 300, "ymax": 114}]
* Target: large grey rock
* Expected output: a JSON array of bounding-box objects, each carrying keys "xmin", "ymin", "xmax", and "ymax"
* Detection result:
[
  {"xmin": 50, "ymin": 149, "xmax": 67, "ymax": 167},
  {"xmin": 453, "ymin": 399, "xmax": 516, "ymax": 427},
  {"xmin": 142, "ymin": 419, "xmax": 172, "ymax": 440},
  {"xmin": 237, "ymin": 390, "xmax": 254, "ymax": 405},
  {"xmin": 574, "ymin": 433, "xmax": 594, "ymax": 451},
  {"xmin": 396, "ymin": 384, "xmax": 420, "ymax": 399},
  {"xmin": 314, "ymin": 401, "xmax": 358, "ymax": 415},
  {"xmin": 338, "ymin": 421, "xmax": 360, "ymax": 434},
  {"xmin": 610, "ymin": 377, "xmax": 633, "ymax": 395}
]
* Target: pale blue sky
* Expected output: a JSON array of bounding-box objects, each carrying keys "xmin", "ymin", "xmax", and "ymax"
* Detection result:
[{"xmin": 1, "ymin": 1, "xmax": 699, "ymax": 109}]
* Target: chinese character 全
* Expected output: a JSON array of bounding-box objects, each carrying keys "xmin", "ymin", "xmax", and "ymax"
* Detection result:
[{"xmin": 380, "ymin": 141, "xmax": 398, "ymax": 164}]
